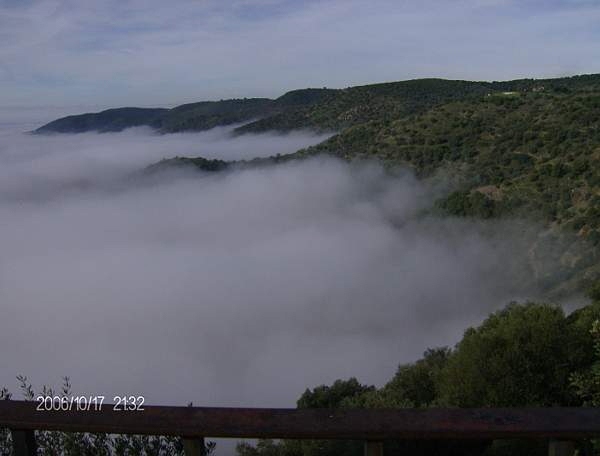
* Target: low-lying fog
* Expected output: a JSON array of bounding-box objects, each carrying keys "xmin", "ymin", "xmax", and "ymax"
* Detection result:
[{"xmin": 1, "ymin": 118, "xmax": 543, "ymax": 413}]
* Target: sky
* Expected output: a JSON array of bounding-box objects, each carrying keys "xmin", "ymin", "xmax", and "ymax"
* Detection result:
[{"xmin": 1, "ymin": 0, "xmax": 600, "ymax": 108}]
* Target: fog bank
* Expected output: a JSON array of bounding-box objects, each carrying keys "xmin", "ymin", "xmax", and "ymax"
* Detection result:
[
  {"xmin": 0, "ymin": 124, "xmax": 331, "ymax": 202},
  {"xmin": 0, "ymin": 123, "xmax": 543, "ymax": 413}
]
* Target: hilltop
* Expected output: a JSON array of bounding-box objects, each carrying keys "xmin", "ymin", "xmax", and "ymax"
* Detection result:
[{"xmin": 34, "ymin": 88, "xmax": 337, "ymax": 134}]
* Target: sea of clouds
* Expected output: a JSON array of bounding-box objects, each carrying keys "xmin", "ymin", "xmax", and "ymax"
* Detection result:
[{"xmin": 0, "ymin": 115, "xmax": 549, "ymax": 450}]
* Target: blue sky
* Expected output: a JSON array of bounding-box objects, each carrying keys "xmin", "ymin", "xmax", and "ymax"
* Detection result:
[{"xmin": 1, "ymin": 0, "xmax": 600, "ymax": 108}]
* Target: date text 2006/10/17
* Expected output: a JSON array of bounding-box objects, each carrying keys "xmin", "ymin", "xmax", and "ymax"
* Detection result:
[{"xmin": 35, "ymin": 395, "xmax": 145, "ymax": 411}]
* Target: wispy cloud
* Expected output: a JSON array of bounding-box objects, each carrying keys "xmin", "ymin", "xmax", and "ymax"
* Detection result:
[{"xmin": 1, "ymin": 0, "xmax": 599, "ymax": 107}]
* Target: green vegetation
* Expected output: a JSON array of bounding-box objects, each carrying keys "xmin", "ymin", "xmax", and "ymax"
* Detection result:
[
  {"xmin": 237, "ymin": 296, "xmax": 600, "ymax": 456},
  {"xmin": 34, "ymin": 88, "xmax": 336, "ymax": 134},
  {"xmin": 438, "ymin": 303, "xmax": 579, "ymax": 407},
  {"xmin": 300, "ymin": 78, "xmax": 600, "ymax": 296},
  {"xmin": 144, "ymin": 156, "xmax": 232, "ymax": 174},
  {"xmin": 233, "ymin": 78, "xmax": 494, "ymax": 134},
  {"xmin": 234, "ymin": 74, "xmax": 600, "ymax": 134},
  {"xmin": 159, "ymin": 98, "xmax": 275, "ymax": 133},
  {"xmin": 142, "ymin": 150, "xmax": 313, "ymax": 175},
  {"xmin": 133, "ymin": 73, "xmax": 600, "ymax": 296},
  {"xmin": 34, "ymin": 107, "xmax": 168, "ymax": 134},
  {"xmin": 570, "ymin": 286, "xmax": 600, "ymax": 407},
  {"xmin": 38, "ymin": 78, "xmax": 600, "ymax": 277},
  {"xmin": 311, "ymin": 86, "xmax": 600, "ymax": 228},
  {"xmin": 98, "ymin": 76, "xmax": 600, "ymax": 260},
  {"xmin": 37, "ymin": 74, "xmax": 600, "ymax": 135}
]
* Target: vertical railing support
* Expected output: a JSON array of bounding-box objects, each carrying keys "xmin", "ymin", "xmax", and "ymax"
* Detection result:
[
  {"xmin": 580, "ymin": 439, "xmax": 595, "ymax": 456},
  {"xmin": 364, "ymin": 440, "xmax": 383, "ymax": 456},
  {"xmin": 11, "ymin": 429, "xmax": 37, "ymax": 456},
  {"xmin": 549, "ymin": 440, "xmax": 575, "ymax": 456},
  {"xmin": 183, "ymin": 436, "xmax": 206, "ymax": 456}
]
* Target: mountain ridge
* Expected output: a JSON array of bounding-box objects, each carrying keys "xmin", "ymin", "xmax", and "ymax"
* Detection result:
[
  {"xmin": 34, "ymin": 88, "xmax": 337, "ymax": 134},
  {"xmin": 136, "ymin": 73, "xmax": 600, "ymax": 297},
  {"xmin": 35, "ymin": 74, "xmax": 600, "ymax": 136}
]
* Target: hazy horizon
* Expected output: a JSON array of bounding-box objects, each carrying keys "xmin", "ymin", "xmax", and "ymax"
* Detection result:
[
  {"xmin": 3, "ymin": 0, "xmax": 600, "ymax": 108},
  {"xmin": 4, "ymin": 71, "xmax": 600, "ymax": 116}
]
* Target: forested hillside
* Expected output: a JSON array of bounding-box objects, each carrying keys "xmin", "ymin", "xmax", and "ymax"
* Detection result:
[
  {"xmin": 39, "ymin": 74, "xmax": 600, "ymax": 295},
  {"xmin": 232, "ymin": 79, "xmax": 494, "ymax": 134},
  {"xmin": 34, "ymin": 107, "xmax": 169, "ymax": 133},
  {"xmin": 40, "ymin": 76, "xmax": 599, "ymax": 135},
  {"xmin": 310, "ymin": 83, "xmax": 600, "ymax": 226},
  {"xmin": 34, "ymin": 88, "xmax": 337, "ymax": 134},
  {"xmin": 300, "ymin": 77, "xmax": 600, "ymax": 295},
  {"xmin": 234, "ymin": 74, "xmax": 600, "ymax": 134},
  {"xmin": 143, "ymin": 75, "xmax": 600, "ymax": 297}
]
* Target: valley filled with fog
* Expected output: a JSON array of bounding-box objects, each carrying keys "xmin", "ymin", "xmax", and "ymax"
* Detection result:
[
  {"xmin": 0, "ymin": 115, "xmax": 545, "ymax": 409},
  {"xmin": 3, "ymin": 1, "xmax": 600, "ymax": 454}
]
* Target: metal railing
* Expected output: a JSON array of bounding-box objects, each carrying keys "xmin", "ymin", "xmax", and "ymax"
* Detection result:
[{"xmin": 1, "ymin": 400, "xmax": 599, "ymax": 456}]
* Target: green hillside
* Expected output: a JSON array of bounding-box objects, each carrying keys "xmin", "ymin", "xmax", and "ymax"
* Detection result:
[
  {"xmin": 37, "ymin": 74, "xmax": 600, "ymax": 293},
  {"xmin": 233, "ymin": 74, "xmax": 600, "ymax": 135},
  {"xmin": 34, "ymin": 107, "xmax": 169, "ymax": 133},
  {"xmin": 142, "ymin": 151, "xmax": 298, "ymax": 175},
  {"xmin": 298, "ymin": 78, "xmax": 599, "ymax": 294},
  {"xmin": 158, "ymin": 98, "xmax": 274, "ymax": 132},
  {"xmin": 144, "ymin": 74, "xmax": 600, "ymax": 295},
  {"xmin": 233, "ymin": 78, "xmax": 494, "ymax": 134},
  {"xmin": 34, "ymin": 88, "xmax": 336, "ymax": 134},
  {"xmin": 35, "ymin": 74, "xmax": 600, "ymax": 136},
  {"xmin": 310, "ymin": 84, "xmax": 600, "ymax": 226}
]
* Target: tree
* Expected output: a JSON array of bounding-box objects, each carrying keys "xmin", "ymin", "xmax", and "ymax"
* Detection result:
[
  {"xmin": 297, "ymin": 378, "xmax": 374, "ymax": 409},
  {"xmin": 365, "ymin": 347, "xmax": 450, "ymax": 408},
  {"xmin": 569, "ymin": 319, "xmax": 600, "ymax": 455},
  {"xmin": 570, "ymin": 320, "xmax": 600, "ymax": 405},
  {"xmin": 438, "ymin": 302, "xmax": 573, "ymax": 407}
]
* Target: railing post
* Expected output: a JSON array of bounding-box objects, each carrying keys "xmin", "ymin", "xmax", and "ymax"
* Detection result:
[
  {"xmin": 580, "ymin": 440, "xmax": 595, "ymax": 456},
  {"xmin": 549, "ymin": 440, "xmax": 575, "ymax": 456},
  {"xmin": 183, "ymin": 436, "xmax": 206, "ymax": 456},
  {"xmin": 10, "ymin": 429, "xmax": 37, "ymax": 456},
  {"xmin": 364, "ymin": 440, "xmax": 383, "ymax": 456}
]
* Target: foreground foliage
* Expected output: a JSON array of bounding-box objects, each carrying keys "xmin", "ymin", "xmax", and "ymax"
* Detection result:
[
  {"xmin": 2, "ymin": 299, "xmax": 599, "ymax": 455},
  {"xmin": 237, "ymin": 295, "xmax": 600, "ymax": 456},
  {"xmin": 0, "ymin": 377, "xmax": 215, "ymax": 456}
]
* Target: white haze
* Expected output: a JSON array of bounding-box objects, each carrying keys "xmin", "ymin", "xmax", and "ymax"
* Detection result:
[
  {"xmin": 0, "ymin": 121, "xmax": 548, "ymax": 451},
  {"xmin": 0, "ymin": 124, "xmax": 331, "ymax": 202}
]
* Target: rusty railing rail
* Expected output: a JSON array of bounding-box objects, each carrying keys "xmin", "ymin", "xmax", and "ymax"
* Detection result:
[{"xmin": 1, "ymin": 401, "xmax": 599, "ymax": 456}]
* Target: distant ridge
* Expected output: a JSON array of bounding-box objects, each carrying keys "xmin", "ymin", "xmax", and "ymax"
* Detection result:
[
  {"xmin": 34, "ymin": 107, "xmax": 168, "ymax": 134},
  {"xmin": 34, "ymin": 88, "xmax": 337, "ymax": 134},
  {"xmin": 35, "ymin": 74, "xmax": 600, "ymax": 136}
]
